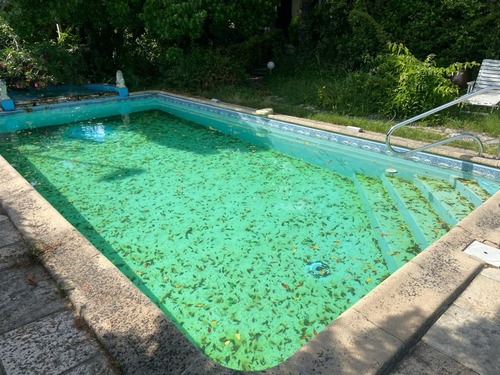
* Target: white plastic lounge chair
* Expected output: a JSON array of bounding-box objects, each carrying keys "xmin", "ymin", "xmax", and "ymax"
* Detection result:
[{"xmin": 466, "ymin": 59, "xmax": 500, "ymax": 108}]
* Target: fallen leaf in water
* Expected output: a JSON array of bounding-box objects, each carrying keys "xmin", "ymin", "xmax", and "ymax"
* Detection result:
[
  {"xmin": 281, "ymin": 283, "xmax": 289, "ymax": 289},
  {"xmin": 27, "ymin": 273, "xmax": 37, "ymax": 285},
  {"xmin": 224, "ymin": 340, "xmax": 231, "ymax": 346},
  {"xmin": 235, "ymin": 333, "xmax": 241, "ymax": 340}
]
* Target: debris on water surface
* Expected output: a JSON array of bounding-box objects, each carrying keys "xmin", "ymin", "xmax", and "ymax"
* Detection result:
[{"xmin": 306, "ymin": 261, "xmax": 331, "ymax": 278}]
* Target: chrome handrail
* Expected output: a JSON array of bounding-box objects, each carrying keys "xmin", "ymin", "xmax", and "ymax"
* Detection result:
[{"xmin": 385, "ymin": 86, "xmax": 500, "ymax": 157}]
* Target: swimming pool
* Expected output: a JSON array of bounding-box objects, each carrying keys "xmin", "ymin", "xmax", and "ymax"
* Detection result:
[{"xmin": 0, "ymin": 92, "xmax": 499, "ymax": 371}]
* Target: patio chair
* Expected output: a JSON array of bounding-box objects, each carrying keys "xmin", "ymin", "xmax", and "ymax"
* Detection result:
[{"xmin": 465, "ymin": 59, "xmax": 500, "ymax": 108}]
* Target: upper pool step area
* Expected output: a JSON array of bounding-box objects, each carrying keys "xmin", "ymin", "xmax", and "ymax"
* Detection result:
[
  {"xmin": 352, "ymin": 171, "xmax": 498, "ymax": 274},
  {"xmin": 415, "ymin": 175, "xmax": 478, "ymax": 225}
]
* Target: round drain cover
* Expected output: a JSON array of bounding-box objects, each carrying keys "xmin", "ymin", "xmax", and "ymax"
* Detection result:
[{"xmin": 306, "ymin": 261, "xmax": 331, "ymax": 278}]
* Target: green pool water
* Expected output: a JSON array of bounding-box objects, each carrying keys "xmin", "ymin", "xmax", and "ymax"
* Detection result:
[{"xmin": 0, "ymin": 108, "xmax": 492, "ymax": 370}]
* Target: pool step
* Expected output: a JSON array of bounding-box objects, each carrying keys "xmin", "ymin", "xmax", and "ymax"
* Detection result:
[
  {"xmin": 353, "ymin": 174, "xmax": 421, "ymax": 273},
  {"xmin": 451, "ymin": 177, "xmax": 496, "ymax": 207},
  {"xmin": 476, "ymin": 179, "xmax": 500, "ymax": 196},
  {"xmin": 381, "ymin": 174, "xmax": 451, "ymax": 249},
  {"xmin": 415, "ymin": 175, "xmax": 477, "ymax": 225},
  {"xmin": 352, "ymin": 172, "xmax": 493, "ymax": 274}
]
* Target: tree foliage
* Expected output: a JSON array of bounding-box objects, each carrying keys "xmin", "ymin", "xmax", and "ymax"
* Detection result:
[
  {"xmin": 0, "ymin": 0, "xmax": 281, "ymax": 87},
  {"xmin": 0, "ymin": 0, "xmax": 498, "ymax": 116},
  {"xmin": 309, "ymin": 0, "xmax": 499, "ymax": 69}
]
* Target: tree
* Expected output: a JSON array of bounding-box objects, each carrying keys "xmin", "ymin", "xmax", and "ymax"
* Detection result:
[{"xmin": 141, "ymin": 0, "xmax": 280, "ymax": 46}]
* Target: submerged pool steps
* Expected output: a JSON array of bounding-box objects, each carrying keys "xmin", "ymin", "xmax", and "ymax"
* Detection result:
[
  {"xmin": 380, "ymin": 174, "xmax": 445, "ymax": 249},
  {"xmin": 353, "ymin": 174, "xmax": 419, "ymax": 273},
  {"xmin": 353, "ymin": 172, "xmax": 494, "ymax": 274},
  {"xmin": 451, "ymin": 177, "xmax": 493, "ymax": 207},
  {"xmin": 414, "ymin": 175, "xmax": 477, "ymax": 225}
]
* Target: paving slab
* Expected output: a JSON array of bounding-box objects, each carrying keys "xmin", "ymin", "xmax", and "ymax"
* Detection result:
[
  {"xmin": 0, "ymin": 209, "xmax": 119, "ymax": 375},
  {"xmin": 0, "ymin": 216, "xmax": 22, "ymax": 248},
  {"xmin": 351, "ymin": 256, "xmax": 480, "ymax": 345},
  {"xmin": 481, "ymin": 266, "xmax": 500, "ymax": 281},
  {"xmin": 63, "ymin": 355, "xmax": 120, "ymax": 375},
  {"xmin": 391, "ymin": 341, "xmax": 478, "ymax": 375},
  {"xmin": 423, "ymin": 304, "xmax": 500, "ymax": 375},
  {"xmin": 0, "ymin": 310, "xmax": 112, "ymax": 375},
  {"xmin": 0, "ymin": 265, "xmax": 68, "ymax": 335},
  {"xmin": 0, "ymin": 241, "xmax": 31, "ymax": 270},
  {"xmin": 456, "ymin": 193, "xmax": 500, "ymax": 246},
  {"xmin": 454, "ymin": 269, "xmax": 500, "ymax": 325}
]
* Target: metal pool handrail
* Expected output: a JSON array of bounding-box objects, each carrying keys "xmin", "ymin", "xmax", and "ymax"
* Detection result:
[{"xmin": 385, "ymin": 86, "xmax": 500, "ymax": 158}]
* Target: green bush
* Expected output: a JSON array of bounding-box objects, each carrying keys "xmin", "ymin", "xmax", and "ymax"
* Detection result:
[
  {"xmin": 0, "ymin": 15, "xmax": 86, "ymax": 88},
  {"xmin": 378, "ymin": 43, "xmax": 476, "ymax": 118},
  {"xmin": 0, "ymin": 16, "xmax": 49, "ymax": 87},
  {"xmin": 161, "ymin": 47, "xmax": 248, "ymax": 90},
  {"xmin": 313, "ymin": 43, "xmax": 477, "ymax": 121},
  {"xmin": 229, "ymin": 29, "xmax": 286, "ymax": 72}
]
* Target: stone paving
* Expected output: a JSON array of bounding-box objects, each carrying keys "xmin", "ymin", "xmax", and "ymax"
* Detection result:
[
  {"xmin": 393, "ymin": 266, "xmax": 500, "ymax": 375},
  {"xmin": 0, "ymin": 211, "xmax": 120, "ymax": 375}
]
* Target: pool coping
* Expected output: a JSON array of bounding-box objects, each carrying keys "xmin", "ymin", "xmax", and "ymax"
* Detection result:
[{"xmin": 0, "ymin": 92, "xmax": 499, "ymax": 374}]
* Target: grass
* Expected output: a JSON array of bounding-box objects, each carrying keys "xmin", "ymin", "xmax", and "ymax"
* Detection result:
[{"xmin": 196, "ymin": 70, "xmax": 500, "ymax": 156}]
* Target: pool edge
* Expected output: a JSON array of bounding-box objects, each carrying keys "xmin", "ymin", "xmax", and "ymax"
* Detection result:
[{"xmin": 1, "ymin": 93, "xmax": 499, "ymax": 374}]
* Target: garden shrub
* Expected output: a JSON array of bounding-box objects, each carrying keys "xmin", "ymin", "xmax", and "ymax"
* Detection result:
[
  {"xmin": 0, "ymin": 16, "xmax": 50, "ymax": 87},
  {"xmin": 0, "ymin": 15, "xmax": 86, "ymax": 88},
  {"xmin": 162, "ymin": 46, "xmax": 248, "ymax": 90},
  {"xmin": 378, "ymin": 43, "xmax": 476, "ymax": 119},
  {"xmin": 229, "ymin": 29, "xmax": 286, "ymax": 72},
  {"xmin": 315, "ymin": 43, "xmax": 477, "ymax": 121}
]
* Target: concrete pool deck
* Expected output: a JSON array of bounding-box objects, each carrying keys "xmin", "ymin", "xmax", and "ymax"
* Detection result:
[{"xmin": 1, "ymin": 100, "xmax": 500, "ymax": 374}]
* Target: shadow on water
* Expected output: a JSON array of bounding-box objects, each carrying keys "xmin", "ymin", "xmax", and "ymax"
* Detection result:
[
  {"xmin": 97, "ymin": 168, "xmax": 145, "ymax": 182},
  {"xmin": 0, "ymin": 141, "xmax": 147, "ymax": 184}
]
